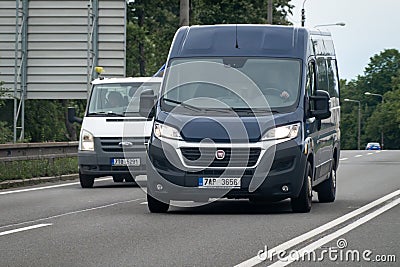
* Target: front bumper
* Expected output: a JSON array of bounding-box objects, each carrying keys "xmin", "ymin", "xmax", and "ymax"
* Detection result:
[
  {"xmin": 147, "ymin": 137, "xmax": 307, "ymax": 201},
  {"xmin": 78, "ymin": 137, "xmax": 147, "ymax": 177}
]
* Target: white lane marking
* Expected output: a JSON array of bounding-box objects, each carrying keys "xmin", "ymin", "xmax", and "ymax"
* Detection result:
[
  {"xmin": 376, "ymin": 150, "xmax": 381, "ymax": 153},
  {"xmin": 0, "ymin": 223, "xmax": 52, "ymax": 237},
  {"xmin": 354, "ymin": 155, "xmax": 363, "ymax": 158},
  {"xmin": 234, "ymin": 189, "xmax": 400, "ymax": 267},
  {"xmin": 0, "ymin": 177, "xmax": 112, "ymax": 195},
  {"xmin": 269, "ymin": 198, "xmax": 400, "ymax": 266},
  {"xmin": 140, "ymin": 202, "xmax": 148, "ymax": 205},
  {"xmin": 367, "ymin": 152, "xmax": 373, "ymax": 155},
  {"xmin": 0, "ymin": 198, "xmax": 144, "ymax": 230},
  {"xmin": 339, "ymin": 158, "xmax": 348, "ymax": 161}
]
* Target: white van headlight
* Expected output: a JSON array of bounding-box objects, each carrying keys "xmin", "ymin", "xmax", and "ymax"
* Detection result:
[
  {"xmin": 262, "ymin": 123, "xmax": 300, "ymax": 141},
  {"xmin": 154, "ymin": 122, "xmax": 182, "ymax": 140},
  {"xmin": 80, "ymin": 130, "xmax": 94, "ymax": 151}
]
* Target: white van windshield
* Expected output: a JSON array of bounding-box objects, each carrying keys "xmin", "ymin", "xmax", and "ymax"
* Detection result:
[
  {"xmin": 87, "ymin": 82, "xmax": 160, "ymax": 117},
  {"xmin": 161, "ymin": 57, "xmax": 301, "ymax": 114}
]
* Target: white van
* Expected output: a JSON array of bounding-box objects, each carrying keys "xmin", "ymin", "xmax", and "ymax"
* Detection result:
[{"xmin": 69, "ymin": 76, "xmax": 162, "ymax": 188}]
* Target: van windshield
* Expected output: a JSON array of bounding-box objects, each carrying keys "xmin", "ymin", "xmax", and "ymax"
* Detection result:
[
  {"xmin": 161, "ymin": 57, "xmax": 301, "ymax": 115},
  {"xmin": 87, "ymin": 82, "xmax": 160, "ymax": 117}
]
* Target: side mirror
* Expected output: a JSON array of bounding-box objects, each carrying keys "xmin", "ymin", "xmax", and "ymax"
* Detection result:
[
  {"xmin": 309, "ymin": 90, "xmax": 331, "ymax": 120},
  {"xmin": 139, "ymin": 89, "xmax": 156, "ymax": 118},
  {"xmin": 68, "ymin": 107, "xmax": 83, "ymax": 124}
]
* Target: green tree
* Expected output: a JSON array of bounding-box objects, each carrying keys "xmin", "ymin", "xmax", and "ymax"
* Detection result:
[
  {"xmin": 340, "ymin": 49, "xmax": 400, "ymax": 149},
  {"xmin": 24, "ymin": 100, "xmax": 67, "ymax": 142},
  {"xmin": 0, "ymin": 81, "xmax": 13, "ymax": 143},
  {"xmin": 365, "ymin": 89, "xmax": 400, "ymax": 149},
  {"xmin": 363, "ymin": 49, "xmax": 400, "ymax": 96},
  {"xmin": 191, "ymin": 0, "xmax": 293, "ymax": 25},
  {"xmin": 126, "ymin": 0, "xmax": 179, "ymax": 77}
]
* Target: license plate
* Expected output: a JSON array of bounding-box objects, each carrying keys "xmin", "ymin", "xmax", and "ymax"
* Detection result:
[
  {"xmin": 111, "ymin": 158, "xmax": 140, "ymax": 166},
  {"xmin": 198, "ymin": 177, "xmax": 241, "ymax": 189}
]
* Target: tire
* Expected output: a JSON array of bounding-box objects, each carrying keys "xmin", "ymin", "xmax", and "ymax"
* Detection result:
[
  {"xmin": 147, "ymin": 192, "xmax": 169, "ymax": 213},
  {"xmin": 79, "ymin": 171, "xmax": 95, "ymax": 188},
  {"xmin": 124, "ymin": 174, "xmax": 136, "ymax": 183},
  {"xmin": 112, "ymin": 175, "xmax": 124, "ymax": 183},
  {"xmin": 291, "ymin": 161, "xmax": 312, "ymax": 213},
  {"xmin": 316, "ymin": 159, "xmax": 337, "ymax": 203}
]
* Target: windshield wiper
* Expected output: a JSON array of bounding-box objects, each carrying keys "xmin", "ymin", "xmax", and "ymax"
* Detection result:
[
  {"xmin": 231, "ymin": 108, "xmax": 280, "ymax": 114},
  {"xmin": 163, "ymin": 98, "xmax": 235, "ymax": 114},
  {"xmin": 87, "ymin": 111, "xmax": 124, "ymax": 117},
  {"xmin": 162, "ymin": 98, "xmax": 202, "ymax": 112}
]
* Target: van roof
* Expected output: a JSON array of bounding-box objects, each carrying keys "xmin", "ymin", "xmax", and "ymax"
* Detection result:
[
  {"xmin": 91, "ymin": 76, "xmax": 162, "ymax": 85},
  {"xmin": 169, "ymin": 24, "xmax": 333, "ymax": 59}
]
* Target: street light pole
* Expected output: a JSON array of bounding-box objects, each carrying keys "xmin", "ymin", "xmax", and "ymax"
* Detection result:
[
  {"xmin": 344, "ymin": 98, "xmax": 361, "ymax": 150},
  {"xmin": 364, "ymin": 92, "xmax": 384, "ymax": 149},
  {"xmin": 267, "ymin": 0, "xmax": 273, "ymax": 24},
  {"xmin": 301, "ymin": 0, "xmax": 308, "ymax": 27}
]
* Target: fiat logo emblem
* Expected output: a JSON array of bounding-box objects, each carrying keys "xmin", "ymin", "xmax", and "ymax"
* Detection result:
[{"xmin": 215, "ymin": 149, "xmax": 225, "ymax": 160}]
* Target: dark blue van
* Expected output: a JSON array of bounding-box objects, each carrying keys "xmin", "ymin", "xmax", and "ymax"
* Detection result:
[{"xmin": 140, "ymin": 25, "xmax": 340, "ymax": 213}]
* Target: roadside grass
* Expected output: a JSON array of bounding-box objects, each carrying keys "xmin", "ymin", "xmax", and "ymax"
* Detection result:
[{"xmin": 0, "ymin": 157, "xmax": 78, "ymax": 182}]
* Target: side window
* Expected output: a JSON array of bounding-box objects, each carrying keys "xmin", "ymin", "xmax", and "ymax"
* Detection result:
[
  {"xmin": 316, "ymin": 58, "xmax": 329, "ymax": 93},
  {"xmin": 306, "ymin": 61, "xmax": 316, "ymax": 111},
  {"xmin": 327, "ymin": 59, "xmax": 339, "ymax": 97},
  {"xmin": 306, "ymin": 61, "xmax": 316, "ymax": 96}
]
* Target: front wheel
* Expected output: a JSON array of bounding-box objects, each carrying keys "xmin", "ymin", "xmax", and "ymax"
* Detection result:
[
  {"xmin": 316, "ymin": 159, "xmax": 337, "ymax": 203},
  {"xmin": 79, "ymin": 171, "xmax": 95, "ymax": 188},
  {"xmin": 112, "ymin": 175, "xmax": 124, "ymax": 183},
  {"xmin": 147, "ymin": 193, "xmax": 169, "ymax": 213},
  {"xmin": 291, "ymin": 161, "xmax": 312, "ymax": 213},
  {"xmin": 124, "ymin": 174, "xmax": 137, "ymax": 184}
]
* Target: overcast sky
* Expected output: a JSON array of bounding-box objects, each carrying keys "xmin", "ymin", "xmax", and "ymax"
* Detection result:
[{"xmin": 288, "ymin": 0, "xmax": 400, "ymax": 81}]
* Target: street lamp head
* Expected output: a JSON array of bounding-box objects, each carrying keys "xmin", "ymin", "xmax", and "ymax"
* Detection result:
[
  {"xmin": 314, "ymin": 22, "xmax": 347, "ymax": 28},
  {"xmin": 344, "ymin": 98, "xmax": 350, "ymax": 101},
  {"xmin": 365, "ymin": 92, "xmax": 371, "ymax": 95}
]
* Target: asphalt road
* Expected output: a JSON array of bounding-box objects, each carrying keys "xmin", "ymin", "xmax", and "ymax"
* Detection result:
[{"xmin": 0, "ymin": 150, "xmax": 399, "ymax": 267}]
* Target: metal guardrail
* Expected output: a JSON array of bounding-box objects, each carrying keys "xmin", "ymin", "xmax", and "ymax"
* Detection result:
[{"xmin": 0, "ymin": 142, "xmax": 78, "ymax": 162}]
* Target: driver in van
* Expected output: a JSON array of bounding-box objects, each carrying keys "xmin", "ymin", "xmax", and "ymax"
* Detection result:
[{"xmin": 107, "ymin": 91, "xmax": 124, "ymax": 108}]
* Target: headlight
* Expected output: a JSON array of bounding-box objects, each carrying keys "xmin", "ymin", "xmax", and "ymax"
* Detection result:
[
  {"xmin": 262, "ymin": 123, "xmax": 300, "ymax": 141},
  {"xmin": 154, "ymin": 122, "xmax": 182, "ymax": 140},
  {"xmin": 80, "ymin": 129, "xmax": 94, "ymax": 151}
]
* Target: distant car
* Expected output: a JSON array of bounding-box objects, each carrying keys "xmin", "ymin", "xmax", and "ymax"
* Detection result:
[{"xmin": 365, "ymin": 142, "xmax": 381, "ymax": 150}]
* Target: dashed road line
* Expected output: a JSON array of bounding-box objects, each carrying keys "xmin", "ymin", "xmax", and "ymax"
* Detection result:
[
  {"xmin": 0, "ymin": 198, "xmax": 144, "ymax": 230},
  {"xmin": 0, "ymin": 223, "xmax": 52, "ymax": 237},
  {"xmin": 0, "ymin": 177, "xmax": 112, "ymax": 195}
]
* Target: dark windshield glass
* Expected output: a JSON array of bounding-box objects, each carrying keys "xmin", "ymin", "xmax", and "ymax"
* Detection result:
[{"xmin": 161, "ymin": 57, "xmax": 301, "ymax": 114}]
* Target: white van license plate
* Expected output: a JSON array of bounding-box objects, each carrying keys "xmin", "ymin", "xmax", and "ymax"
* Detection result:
[
  {"xmin": 198, "ymin": 177, "xmax": 241, "ymax": 189},
  {"xmin": 111, "ymin": 158, "xmax": 140, "ymax": 166}
]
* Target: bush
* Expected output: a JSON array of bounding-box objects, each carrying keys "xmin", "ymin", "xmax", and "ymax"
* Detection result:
[{"xmin": 0, "ymin": 157, "xmax": 78, "ymax": 182}]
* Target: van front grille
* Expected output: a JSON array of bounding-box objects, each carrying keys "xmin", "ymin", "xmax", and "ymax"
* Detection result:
[
  {"xmin": 99, "ymin": 137, "xmax": 149, "ymax": 152},
  {"xmin": 180, "ymin": 147, "xmax": 261, "ymax": 168}
]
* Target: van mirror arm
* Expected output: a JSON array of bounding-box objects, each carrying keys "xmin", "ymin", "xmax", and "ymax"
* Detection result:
[{"xmin": 68, "ymin": 107, "xmax": 83, "ymax": 124}]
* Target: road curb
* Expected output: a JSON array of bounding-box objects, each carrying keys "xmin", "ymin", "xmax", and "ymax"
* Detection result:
[{"xmin": 0, "ymin": 174, "xmax": 79, "ymax": 190}]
